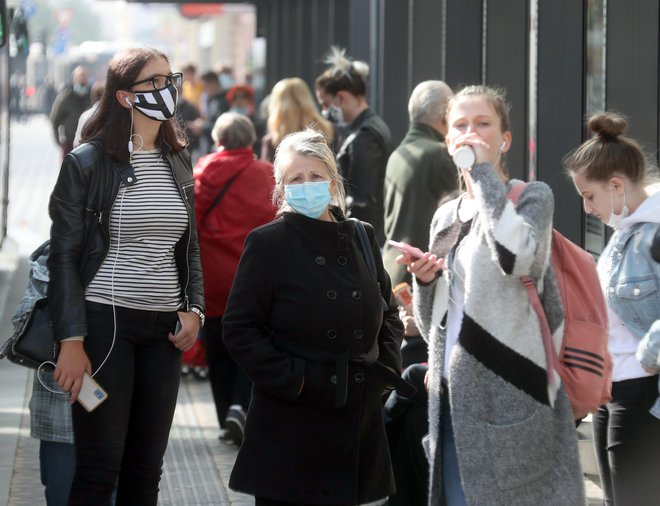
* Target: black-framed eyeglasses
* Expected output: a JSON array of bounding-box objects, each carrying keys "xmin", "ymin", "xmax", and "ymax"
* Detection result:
[{"xmin": 130, "ymin": 72, "xmax": 183, "ymax": 91}]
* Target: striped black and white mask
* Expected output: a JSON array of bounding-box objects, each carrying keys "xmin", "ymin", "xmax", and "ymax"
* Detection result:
[{"xmin": 133, "ymin": 84, "xmax": 178, "ymax": 121}]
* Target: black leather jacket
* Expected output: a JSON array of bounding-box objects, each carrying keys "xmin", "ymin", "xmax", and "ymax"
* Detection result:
[
  {"xmin": 47, "ymin": 141, "xmax": 205, "ymax": 341},
  {"xmin": 336, "ymin": 108, "xmax": 392, "ymax": 246}
]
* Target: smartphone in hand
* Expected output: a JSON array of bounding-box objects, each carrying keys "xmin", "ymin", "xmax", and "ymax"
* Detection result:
[
  {"xmin": 387, "ymin": 240, "xmax": 425, "ymax": 259},
  {"xmin": 78, "ymin": 373, "xmax": 108, "ymax": 412}
]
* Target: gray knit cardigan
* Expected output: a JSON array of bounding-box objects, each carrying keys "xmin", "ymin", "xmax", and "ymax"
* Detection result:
[{"xmin": 413, "ymin": 163, "xmax": 585, "ymax": 505}]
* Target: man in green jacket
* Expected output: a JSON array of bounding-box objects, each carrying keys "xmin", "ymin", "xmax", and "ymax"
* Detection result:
[{"xmin": 383, "ymin": 80, "xmax": 456, "ymax": 287}]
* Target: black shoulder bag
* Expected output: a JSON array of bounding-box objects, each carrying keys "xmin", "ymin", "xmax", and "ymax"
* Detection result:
[{"xmin": 0, "ymin": 143, "xmax": 107, "ymax": 369}]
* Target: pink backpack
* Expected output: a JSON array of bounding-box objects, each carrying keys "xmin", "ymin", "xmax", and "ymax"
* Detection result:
[{"xmin": 509, "ymin": 183, "xmax": 612, "ymax": 419}]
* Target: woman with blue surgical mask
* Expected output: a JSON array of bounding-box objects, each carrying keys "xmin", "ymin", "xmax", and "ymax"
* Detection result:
[
  {"xmin": 222, "ymin": 129, "xmax": 405, "ymax": 506},
  {"xmin": 567, "ymin": 112, "xmax": 660, "ymax": 506}
]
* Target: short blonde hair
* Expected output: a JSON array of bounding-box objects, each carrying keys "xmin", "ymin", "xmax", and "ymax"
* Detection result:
[
  {"xmin": 272, "ymin": 129, "xmax": 345, "ymax": 216},
  {"xmin": 268, "ymin": 77, "xmax": 334, "ymax": 146}
]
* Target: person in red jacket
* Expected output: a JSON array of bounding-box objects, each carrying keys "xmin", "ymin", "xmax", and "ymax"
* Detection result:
[{"xmin": 194, "ymin": 112, "xmax": 277, "ymax": 444}]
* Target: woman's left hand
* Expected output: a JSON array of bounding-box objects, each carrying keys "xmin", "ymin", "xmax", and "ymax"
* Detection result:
[{"xmin": 169, "ymin": 311, "xmax": 201, "ymax": 351}]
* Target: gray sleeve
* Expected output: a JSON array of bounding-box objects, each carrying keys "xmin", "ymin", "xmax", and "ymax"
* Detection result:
[{"xmin": 469, "ymin": 163, "xmax": 554, "ymax": 280}]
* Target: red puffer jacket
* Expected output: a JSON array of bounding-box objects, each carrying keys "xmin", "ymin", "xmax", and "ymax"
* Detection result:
[{"xmin": 194, "ymin": 147, "xmax": 276, "ymax": 317}]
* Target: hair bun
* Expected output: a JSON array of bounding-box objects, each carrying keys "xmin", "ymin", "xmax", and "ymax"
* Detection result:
[
  {"xmin": 324, "ymin": 46, "xmax": 369, "ymax": 79},
  {"xmin": 589, "ymin": 112, "xmax": 628, "ymax": 140}
]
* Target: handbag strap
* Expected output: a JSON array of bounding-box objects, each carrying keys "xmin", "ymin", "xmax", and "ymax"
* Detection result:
[
  {"xmin": 351, "ymin": 218, "xmax": 378, "ymax": 279},
  {"xmin": 202, "ymin": 170, "xmax": 244, "ymax": 224},
  {"xmin": 350, "ymin": 218, "xmax": 388, "ymax": 311}
]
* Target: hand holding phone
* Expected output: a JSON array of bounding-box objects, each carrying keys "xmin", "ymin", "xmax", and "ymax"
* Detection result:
[
  {"xmin": 387, "ymin": 240, "xmax": 425, "ymax": 259},
  {"xmin": 77, "ymin": 372, "xmax": 108, "ymax": 412}
]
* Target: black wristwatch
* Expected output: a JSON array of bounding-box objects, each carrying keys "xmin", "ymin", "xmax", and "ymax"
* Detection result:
[{"xmin": 189, "ymin": 306, "xmax": 205, "ymax": 327}]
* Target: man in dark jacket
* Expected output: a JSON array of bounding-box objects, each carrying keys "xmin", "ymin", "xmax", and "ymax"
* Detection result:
[
  {"xmin": 382, "ymin": 80, "xmax": 456, "ymax": 286},
  {"xmin": 317, "ymin": 49, "xmax": 392, "ymax": 246},
  {"xmin": 50, "ymin": 66, "xmax": 91, "ymax": 158},
  {"xmin": 201, "ymin": 71, "xmax": 228, "ymax": 153}
]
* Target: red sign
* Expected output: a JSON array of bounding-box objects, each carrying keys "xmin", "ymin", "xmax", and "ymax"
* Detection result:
[{"xmin": 180, "ymin": 4, "xmax": 224, "ymax": 18}]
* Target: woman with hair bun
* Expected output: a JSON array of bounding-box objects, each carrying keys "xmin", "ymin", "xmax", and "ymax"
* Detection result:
[
  {"xmin": 566, "ymin": 112, "xmax": 660, "ymax": 506},
  {"xmin": 316, "ymin": 47, "xmax": 392, "ymax": 246}
]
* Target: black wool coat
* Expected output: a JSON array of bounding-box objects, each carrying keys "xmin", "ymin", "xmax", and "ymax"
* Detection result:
[{"xmin": 223, "ymin": 210, "xmax": 404, "ymax": 505}]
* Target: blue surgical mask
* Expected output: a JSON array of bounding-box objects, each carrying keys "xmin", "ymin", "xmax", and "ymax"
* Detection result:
[
  {"xmin": 230, "ymin": 106, "xmax": 250, "ymax": 116},
  {"xmin": 284, "ymin": 180, "xmax": 331, "ymax": 219}
]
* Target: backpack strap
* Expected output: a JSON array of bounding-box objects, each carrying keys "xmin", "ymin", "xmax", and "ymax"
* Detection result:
[
  {"xmin": 507, "ymin": 181, "xmax": 558, "ymax": 387},
  {"xmin": 507, "ymin": 180, "xmax": 528, "ymax": 205},
  {"xmin": 350, "ymin": 218, "xmax": 388, "ymax": 311},
  {"xmin": 520, "ymin": 276, "xmax": 559, "ymax": 387}
]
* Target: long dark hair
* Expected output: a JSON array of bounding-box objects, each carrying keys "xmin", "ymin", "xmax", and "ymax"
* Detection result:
[{"xmin": 81, "ymin": 47, "xmax": 186, "ymax": 162}]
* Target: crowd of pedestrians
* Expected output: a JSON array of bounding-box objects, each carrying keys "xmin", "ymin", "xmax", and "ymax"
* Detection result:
[{"xmin": 6, "ymin": 43, "xmax": 659, "ymax": 506}]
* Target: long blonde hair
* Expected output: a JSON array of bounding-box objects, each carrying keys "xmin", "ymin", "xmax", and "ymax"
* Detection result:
[{"xmin": 267, "ymin": 77, "xmax": 334, "ymax": 147}]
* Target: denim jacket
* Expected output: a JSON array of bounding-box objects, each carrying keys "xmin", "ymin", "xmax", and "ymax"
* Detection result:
[
  {"xmin": 9, "ymin": 240, "xmax": 74, "ymax": 443},
  {"xmin": 599, "ymin": 197, "xmax": 660, "ymax": 418}
]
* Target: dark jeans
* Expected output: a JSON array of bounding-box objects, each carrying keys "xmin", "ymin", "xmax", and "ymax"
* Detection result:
[
  {"xmin": 593, "ymin": 375, "xmax": 660, "ymax": 506},
  {"xmin": 40, "ymin": 440, "xmax": 76, "ymax": 506},
  {"xmin": 69, "ymin": 302, "xmax": 180, "ymax": 506},
  {"xmin": 383, "ymin": 364, "xmax": 429, "ymax": 506},
  {"xmin": 205, "ymin": 316, "xmax": 252, "ymax": 427}
]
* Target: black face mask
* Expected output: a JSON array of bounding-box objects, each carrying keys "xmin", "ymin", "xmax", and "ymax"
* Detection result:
[{"xmin": 132, "ymin": 84, "xmax": 178, "ymax": 121}]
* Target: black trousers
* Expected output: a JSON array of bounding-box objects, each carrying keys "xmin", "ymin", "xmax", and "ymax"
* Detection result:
[
  {"xmin": 204, "ymin": 316, "xmax": 252, "ymax": 427},
  {"xmin": 383, "ymin": 363, "xmax": 429, "ymax": 506},
  {"xmin": 69, "ymin": 302, "xmax": 180, "ymax": 506},
  {"xmin": 255, "ymin": 499, "xmax": 350, "ymax": 506},
  {"xmin": 593, "ymin": 375, "xmax": 660, "ymax": 506}
]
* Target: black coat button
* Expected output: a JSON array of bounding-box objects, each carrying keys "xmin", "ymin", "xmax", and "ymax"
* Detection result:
[
  {"xmin": 352, "ymin": 290, "xmax": 361, "ymax": 300},
  {"xmin": 355, "ymin": 373, "xmax": 365, "ymax": 383},
  {"xmin": 353, "ymin": 329, "xmax": 363, "ymax": 339},
  {"xmin": 330, "ymin": 375, "xmax": 337, "ymax": 385},
  {"xmin": 327, "ymin": 290, "xmax": 337, "ymax": 300},
  {"xmin": 337, "ymin": 256, "xmax": 347, "ymax": 266},
  {"xmin": 327, "ymin": 329, "xmax": 337, "ymax": 339},
  {"xmin": 315, "ymin": 256, "xmax": 326, "ymax": 265}
]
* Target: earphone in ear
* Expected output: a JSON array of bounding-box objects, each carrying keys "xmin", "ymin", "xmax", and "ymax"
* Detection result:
[
  {"xmin": 500, "ymin": 141, "xmax": 506, "ymax": 151},
  {"xmin": 124, "ymin": 96, "xmax": 132, "ymax": 107}
]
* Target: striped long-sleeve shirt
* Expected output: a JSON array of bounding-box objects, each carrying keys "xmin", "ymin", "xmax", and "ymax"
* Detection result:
[{"xmin": 85, "ymin": 149, "xmax": 188, "ymax": 311}]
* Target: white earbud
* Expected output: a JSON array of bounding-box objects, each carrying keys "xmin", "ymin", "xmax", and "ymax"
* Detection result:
[
  {"xmin": 125, "ymin": 96, "xmax": 132, "ymax": 107},
  {"xmin": 500, "ymin": 141, "xmax": 506, "ymax": 151}
]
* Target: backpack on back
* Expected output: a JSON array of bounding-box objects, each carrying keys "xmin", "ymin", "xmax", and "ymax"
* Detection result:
[{"xmin": 509, "ymin": 183, "xmax": 612, "ymax": 419}]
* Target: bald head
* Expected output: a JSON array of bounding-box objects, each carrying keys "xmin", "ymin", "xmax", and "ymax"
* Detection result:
[{"xmin": 408, "ymin": 80, "xmax": 453, "ymax": 126}]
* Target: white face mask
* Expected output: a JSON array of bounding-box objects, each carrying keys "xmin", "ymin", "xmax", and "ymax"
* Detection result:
[
  {"xmin": 606, "ymin": 187, "xmax": 629, "ymax": 229},
  {"xmin": 327, "ymin": 105, "xmax": 346, "ymax": 127}
]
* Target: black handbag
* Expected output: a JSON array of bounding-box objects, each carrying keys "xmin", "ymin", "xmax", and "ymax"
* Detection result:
[{"xmin": 0, "ymin": 297, "xmax": 59, "ymax": 368}]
